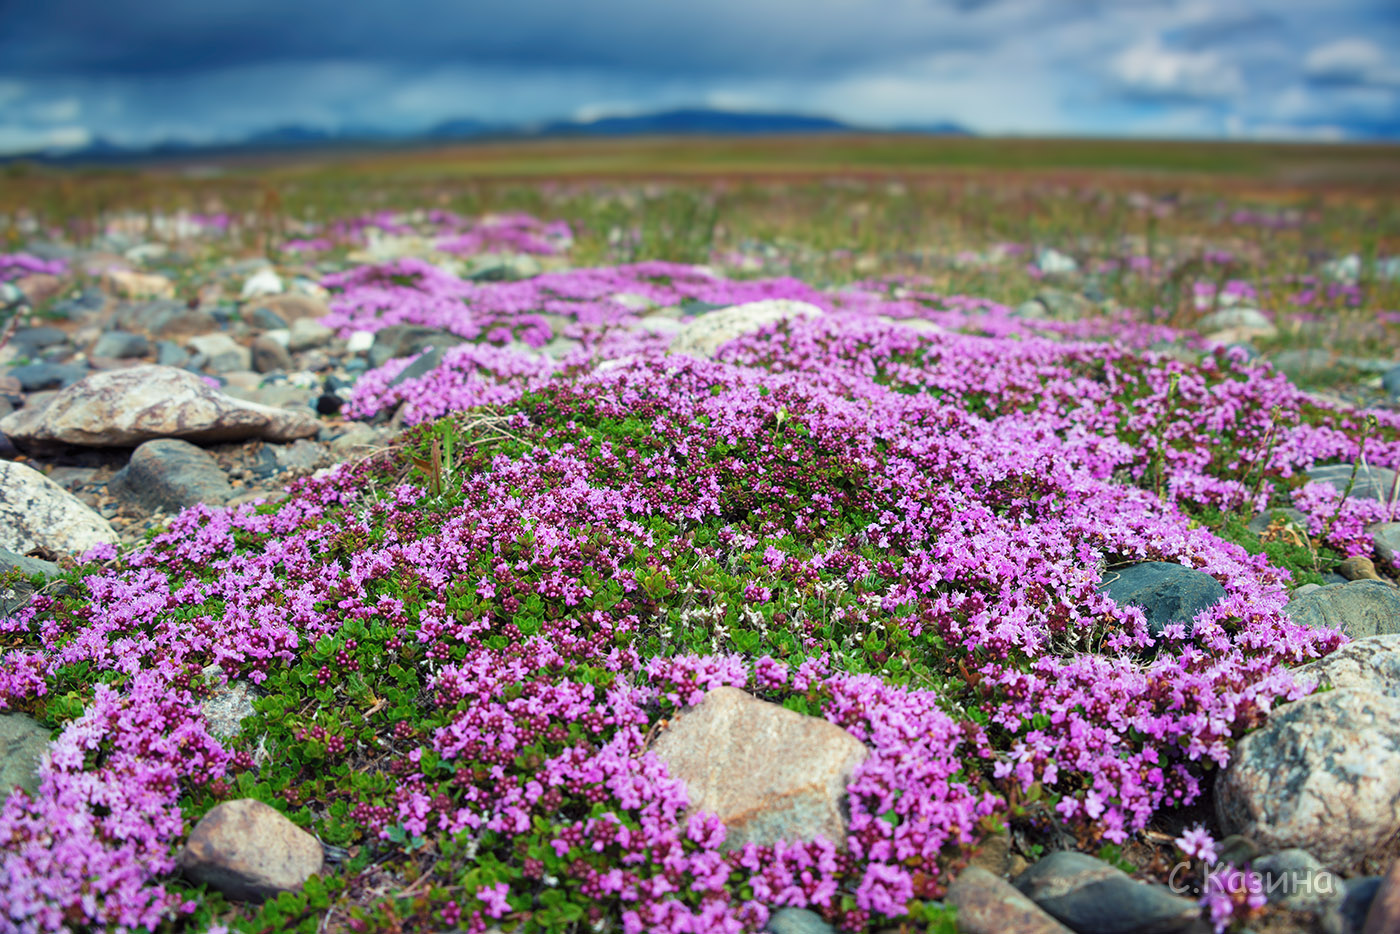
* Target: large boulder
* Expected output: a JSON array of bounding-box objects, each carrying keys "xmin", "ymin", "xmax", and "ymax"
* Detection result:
[
  {"xmin": 1283, "ymin": 580, "xmax": 1400, "ymax": 638},
  {"xmin": 1216, "ymin": 689, "xmax": 1400, "ymax": 870},
  {"xmin": 669, "ymin": 300, "xmax": 824, "ymax": 360},
  {"xmin": 1097, "ymin": 561, "xmax": 1226, "ymax": 638},
  {"xmin": 178, "ymin": 798, "xmax": 324, "ymax": 902},
  {"xmin": 650, "ymin": 686, "xmax": 867, "ymax": 849},
  {"xmin": 0, "ymin": 460, "xmax": 117, "ymax": 556},
  {"xmin": 0, "ymin": 365, "xmax": 319, "ymax": 450}
]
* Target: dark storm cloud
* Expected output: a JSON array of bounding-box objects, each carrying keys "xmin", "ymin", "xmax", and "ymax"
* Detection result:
[
  {"xmin": 0, "ymin": 0, "xmax": 1045, "ymax": 80},
  {"xmin": 0, "ymin": 0, "xmax": 1397, "ymax": 148}
]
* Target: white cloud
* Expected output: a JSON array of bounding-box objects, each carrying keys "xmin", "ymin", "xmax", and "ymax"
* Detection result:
[
  {"xmin": 30, "ymin": 97, "xmax": 80, "ymax": 122},
  {"xmin": 0, "ymin": 124, "xmax": 91, "ymax": 155},
  {"xmin": 1111, "ymin": 37, "xmax": 1244, "ymax": 100},
  {"xmin": 1304, "ymin": 38, "xmax": 1400, "ymax": 86}
]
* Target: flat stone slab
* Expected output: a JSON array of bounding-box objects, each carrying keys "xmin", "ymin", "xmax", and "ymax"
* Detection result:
[
  {"xmin": 0, "ymin": 365, "xmax": 319, "ymax": 450},
  {"xmin": 651, "ymin": 686, "xmax": 867, "ymax": 849}
]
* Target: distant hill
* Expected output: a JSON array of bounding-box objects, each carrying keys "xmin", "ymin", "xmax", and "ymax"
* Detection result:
[
  {"xmin": 536, "ymin": 108, "xmax": 859, "ymax": 137},
  {"xmin": 2, "ymin": 107, "xmax": 973, "ymax": 164}
]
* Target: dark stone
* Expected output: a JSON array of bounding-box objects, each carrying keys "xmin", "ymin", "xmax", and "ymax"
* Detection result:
[
  {"xmin": 387, "ymin": 345, "xmax": 449, "ymax": 388},
  {"xmin": 1383, "ymin": 365, "xmax": 1400, "ymax": 399},
  {"xmin": 315, "ymin": 393, "xmax": 342, "ymax": 416},
  {"xmin": 91, "ymin": 331, "xmax": 151, "ymax": 359},
  {"xmin": 1307, "ymin": 463, "xmax": 1399, "ymax": 504},
  {"xmin": 9, "ymin": 326, "xmax": 70, "ymax": 354},
  {"xmin": 367, "ymin": 326, "xmax": 464, "ymax": 369},
  {"xmin": 114, "ymin": 299, "xmax": 218, "ymax": 337},
  {"xmin": 323, "ymin": 374, "xmax": 355, "ymax": 394},
  {"xmin": 1097, "ymin": 562, "xmax": 1226, "ymax": 637},
  {"xmin": 9, "ymin": 362, "xmax": 89, "ymax": 392},
  {"xmin": 250, "ymin": 337, "xmax": 292, "ymax": 374},
  {"xmin": 1015, "ymin": 852, "xmax": 1202, "ymax": 934},
  {"xmin": 1283, "ymin": 580, "xmax": 1400, "ymax": 638},
  {"xmin": 108, "ymin": 439, "xmax": 234, "ymax": 513},
  {"xmin": 49, "ymin": 289, "xmax": 105, "ymax": 319},
  {"xmin": 247, "ymin": 306, "xmax": 289, "ymax": 330},
  {"xmin": 156, "ymin": 340, "xmax": 191, "ymax": 367},
  {"xmin": 1338, "ymin": 876, "xmax": 1382, "ymax": 933}
]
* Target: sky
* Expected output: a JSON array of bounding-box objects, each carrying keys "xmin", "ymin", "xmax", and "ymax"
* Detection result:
[{"xmin": 0, "ymin": 0, "xmax": 1397, "ymax": 153}]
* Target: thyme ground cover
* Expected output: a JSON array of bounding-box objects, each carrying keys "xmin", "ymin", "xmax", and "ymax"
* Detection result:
[{"xmin": 2, "ymin": 204, "xmax": 1399, "ymax": 933}]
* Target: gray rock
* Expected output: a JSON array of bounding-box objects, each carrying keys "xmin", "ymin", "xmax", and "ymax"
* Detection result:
[
  {"xmin": 1248, "ymin": 508, "xmax": 1308, "ymax": 536},
  {"xmin": 250, "ymin": 336, "xmax": 292, "ymax": 374},
  {"xmin": 286, "ymin": 318, "xmax": 333, "ymax": 352},
  {"xmin": 766, "ymin": 908, "xmax": 834, "ymax": 934},
  {"xmin": 1296, "ymin": 635, "xmax": 1400, "ymax": 699},
  {"xmin": 0, "ymin": 712, "xmax": 51, "ymax": 800},
  {"xmin": 1369, "ymin": 523, "xmax": 1400, "ymax": 567},
  {"xmin": 0, "ymin": 460, "xmax": 117, "ymax": 556},
  {"xmin": 113, "ymin": 299, "xmax": 217, "ymax": 338},
  {"xmin": 387, "ymin": 346, "xmax": 450, "ymax": 388},
  {"xmin": 1273, "ymin": 349, "xmax": 1335, "ymax": 379},
  {"xmin": 670, "ymin": 300, "xmax": 824, "ymax": 360},
  {"xmin": 187, "ymin": 334, "xmax": 251, "ymax": 374},
  {"xmin": 8, "ymin": 362, "xmax": 88, "ymax": 392},
  {"xmin": 1283, "ymin": 581, "xmax": 1400, "ymax": 638},
  {"xmin": 1097, "ymin": 562, "xmax": 1226, "ymax": 638},
  {"xmin": 155, "ymin": 340, "xmax": 191, "ymax": 367},
  {"xmin": 1252, "ymin": 849, "xmax": 1344, "ymax": 912},
  {"xmin": 246, "ymin": 306, "xmax": 288, "ymax": 330},
  {"xmin": 0, "ymin": 365, "xmax": 319, "ymax": 449},
  {"xmin": 1382, "ymin": 365, "xmax": 1400, "ymax": 399},
  {"xmin": 948, "ymin": 865, "xmax": 1074, "ymax": 934},
  {"xmin": 201, "ymin": 665, "xmax": 257, "ymax": 740},
  {"xmin": 1216, "ymin": 689, "xmax": 1400, "ymax": 869},
  {"xmin": 91, "ymin": 331, "xmax": 151, "ymax": 359},
  {"xmin": 0, "ymin": 546, "xmax": 61, "ymax": 617},
  {"xmin": 368, "ymin": 326, "xmax": 465, "ymax": 369},
  {"xmin": 1307, "ymin": 463, "xmax": 1399, "ymax": 505},
  {"xmin": 1014, "ymin": 851, "xmax": 1201, "ymax": 934},
  {"xmin": 109, "ymin": 439, "xmax": 234, "ymax": 512},
  {"xmin": 1197, "ymin": 308, "xmax": 1276, "ymax": 337},
  {"xmin": 9, "ymin": 326, "xmax": 70, "ymax": 353}
]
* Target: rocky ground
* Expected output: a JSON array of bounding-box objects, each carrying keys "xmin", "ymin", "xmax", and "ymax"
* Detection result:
[{"xmin": 3, "ymin": 210, "xmax": 1400, "ymax": 934}]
